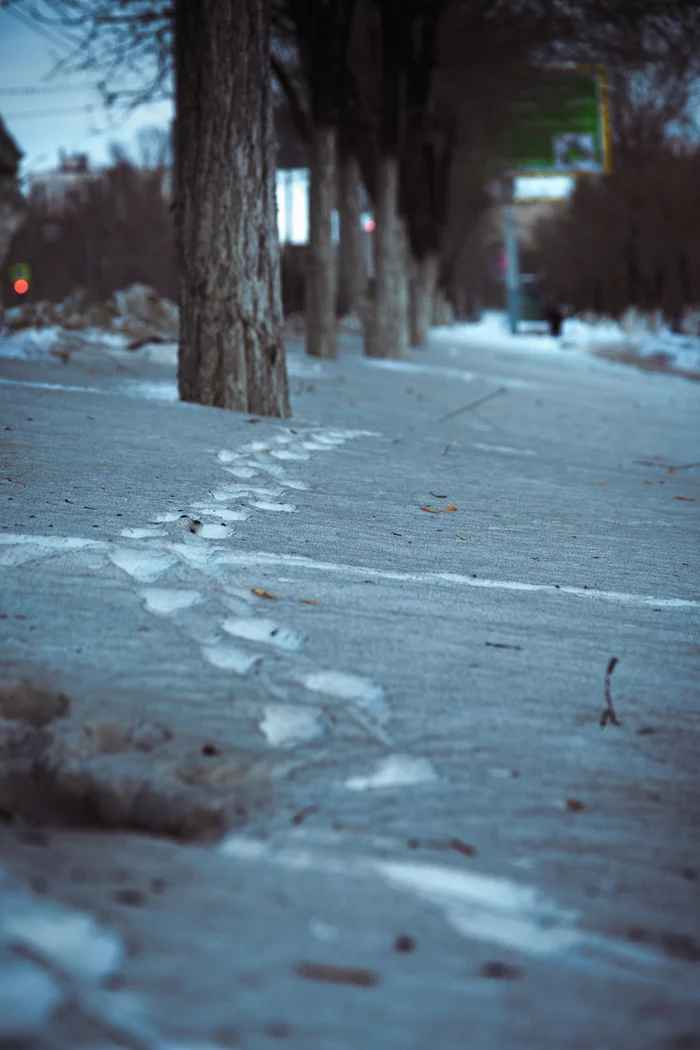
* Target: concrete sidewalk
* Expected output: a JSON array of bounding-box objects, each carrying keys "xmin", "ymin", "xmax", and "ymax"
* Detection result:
[{"xmin": 1, "ymin": 331, "xmax": 699, "ymax": 1049}]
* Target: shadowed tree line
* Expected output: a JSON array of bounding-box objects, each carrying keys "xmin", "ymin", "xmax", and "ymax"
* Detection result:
[
  {"xmin": 3, "ymin": 0, "xmax": 700, "ymax": 414},
  {"xmin": 535, "ymin": 66, "xmax": 700, "ymax": 326},
  {"xmin": 7, "ymin": 143, "xmax": 176, "ymax": 305}
]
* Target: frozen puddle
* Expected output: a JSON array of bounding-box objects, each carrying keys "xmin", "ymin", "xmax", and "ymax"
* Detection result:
[
  {"xmin": 298, "ymin": 669, "xmax": 388, "ymax": 718},
  {"xmin": 139, "ymin": 587, "xmax": 202, "ymax": 616},
  {"xmin": 108, "ymin": 547, "xmax": 177, "ymax": 583},
  {"xmin": 345, "ymin": 754, "xmax": 438, "ymax": 791},
  {"xmin": 258, "ymin": 704, "xmax": 327, "ymax": 747},
  {"xmin": 251, "ymin": 501, "xmax": 297, "ymax": 513},
  {"xmin": 222, "ymin": 617, "xmax": 304, "ymax": 652},
  {"xmin": 202, "ymin": 642, "xmax": 263, "ymax": 674},
  {"xmin": 219, "ymin": 837, "xmax": 582, "ymax": 958}
]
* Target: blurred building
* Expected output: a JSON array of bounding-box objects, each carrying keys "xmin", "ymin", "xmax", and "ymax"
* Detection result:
[
  {"xmin": 27, "ymin": 152, "xmax": 95, "ymax": 215},
  {"xmin": 0, "ymin": 114, "xmax": 27, "ymax": 320}
]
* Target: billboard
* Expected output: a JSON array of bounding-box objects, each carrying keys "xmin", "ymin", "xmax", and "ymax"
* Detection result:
[{"xmin": 498, "ymin": 67, "xmax": 611, "ymax": 177}]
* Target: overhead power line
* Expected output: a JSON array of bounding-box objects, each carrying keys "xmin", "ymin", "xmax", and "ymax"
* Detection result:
[
  {"xmin": 0, "ymin": 84, "xmax": 101, "ymax": 96},
  {"xmin": 5, "ymin": 103, "xmax": 98, "ymax": 119},
  {"xmin": 1, "ymin": 4, "xmax": 79, "ymax": 52}
]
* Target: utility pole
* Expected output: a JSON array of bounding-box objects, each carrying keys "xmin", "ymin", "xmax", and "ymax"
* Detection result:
[{"xmin": 502, "ymin": 177, "xmax": 520, "ymax": 335}]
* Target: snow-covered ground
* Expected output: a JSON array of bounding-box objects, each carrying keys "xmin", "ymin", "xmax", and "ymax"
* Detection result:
[
  {"xmin": 1, "ymin": 311, "xmax": 699, "ymax": 1048},
  {"xmin": 432, "ymin": 310, "xmax": 700, "ymax": 376},
  {"xmin": 4, "ymin": 306, "xmax": 699, "ymax": 379}
]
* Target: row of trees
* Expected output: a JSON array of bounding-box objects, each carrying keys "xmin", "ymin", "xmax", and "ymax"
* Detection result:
[{"xmin": 6, "ymin": 0, "xmax": 700, "ymax": 417}]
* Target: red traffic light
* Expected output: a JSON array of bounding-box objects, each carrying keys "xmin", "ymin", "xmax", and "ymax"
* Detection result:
[{"xmin": 13, "ymin": 278, "xmax": 29, "ymax": 295}]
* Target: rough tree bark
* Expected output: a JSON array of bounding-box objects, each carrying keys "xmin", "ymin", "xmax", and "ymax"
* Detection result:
[
  {"xmin": 337, "ymin": 150, "xmax": 368, "ymax": 319},
  {"xmin": 432, "ymin": 285, "xmax": 455, "ymax": 326},
  {"xmin": 365, "ymin": 155, "xmax": 408, "ymax": 358},
  {"xmin": 306, "ymin": 125, "xmax": 337, "ymax": 358},
  {"xmin": 174, "ymin": 0, "xmax": 290, "ymax": 416},
  {"xmin": 409, "ymin": 252, "xmax": 439, "ymax": 348}
]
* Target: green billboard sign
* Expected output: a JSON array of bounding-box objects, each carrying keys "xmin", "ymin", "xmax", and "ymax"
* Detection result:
[{"xmin": 498, "ymin": 67, "xmax": 611, "ymax": 176}]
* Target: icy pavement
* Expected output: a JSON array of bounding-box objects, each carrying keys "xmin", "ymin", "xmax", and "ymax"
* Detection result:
[{"xmin": 0, "ymin": 325, "xmax": 699, "ymax": 1048}]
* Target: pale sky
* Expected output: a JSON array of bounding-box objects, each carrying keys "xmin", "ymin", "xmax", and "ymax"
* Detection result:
[{"xmin": 0, "ymin": 5, "xmax": 173, "ymax": 176}]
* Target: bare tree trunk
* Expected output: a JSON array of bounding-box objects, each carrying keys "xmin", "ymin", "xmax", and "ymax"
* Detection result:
[
  {"xmin": 365, "ymin": 155, "xmax": 408, "ymax": 359},
  {"xmin": 174, "ymin": 0, "xmax": 290, "ymax": 416},
  {"xmin": 306, "ymin": 125, "xmax": 337, "ymax": 358},
  {"xmin": 432, "ymin": 286, "xmax": 455, "ymax": 326},
  {"xmin": 409, "ymin": 252, "xmax": 439, "ymax": 348},
  {"xmin": 337, "ymin": 151, "xmax": 367, "ymax": 319}
]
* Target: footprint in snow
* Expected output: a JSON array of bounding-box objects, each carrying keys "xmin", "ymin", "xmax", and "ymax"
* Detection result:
[{"xmin": 222, "ymin": 617, "xmax": 304, "ymax": 652}]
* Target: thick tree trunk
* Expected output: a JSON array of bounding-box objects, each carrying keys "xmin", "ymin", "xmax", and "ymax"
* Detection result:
[
  {"xmin": 337, "ymin": 151, "xmax": 367, "ymax": 319},
  {"xmin": 365, "ymin": 155, "xmax": 408, "ymax": 359},
  {"xmin": 432, "ymin": 286, "xmax": 455, "ymax": 326},
  {"xmin": 174, "ymin": 0, "xmax": 290, "ymax": 416},
  {"xmin": 409, "ymin": 252, "xmax": 439, "ymax": 348},
  {"xmin": 306, "ymin": 124, "xmax": 337, "ymax": 359}
]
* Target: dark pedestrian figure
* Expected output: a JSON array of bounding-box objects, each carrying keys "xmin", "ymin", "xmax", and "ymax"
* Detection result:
[{"xmin": 545, "ymin": 304, "xmax": 563, "ymax": 337}]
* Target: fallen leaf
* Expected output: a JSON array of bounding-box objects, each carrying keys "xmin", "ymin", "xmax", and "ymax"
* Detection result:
[
  {"xmin": 430, "ymin": 492, "xmax": 447, "ymax": 499},
  {"xmin": 457, "ymin": 536, "xmax": 469, "ymax": 541},
  {"xmin": 420, "ymin": 507, "xmax": 441, "ymax": 514},
  {"xmin": 565, "ymin": 798, "xmax": 586, "ymax": 813},
  {"xmin": 245, "ymin": 418, "xmax": 261, "ymax": 424},
  {"xmin": 299, "ymin": 599, "xmax": 318, "ymax": 606},
  {"xmin": 252, "ymin": 588, "xmax": 277, "ymax": 600},
  {"xmin": 349, "ymin": 401, "xmax": 357, "ymax": 407},
  {"xmin": 599, "ymin": 483, "xmax": 606, "ymax": 487},
  {"xmin": 667, "ymin": 467, "xmax": 675, "ymax": 475},
  {"xmin": 674, "ymin": 496, "xmax": 696, "ymax": 502},
  {"xmin": 445, "ymin": 505, "xmax": 458, "ymax": 512},
  {"xmin": 289, "ymin": 429, "xmax": 298, "ymax": 434},
  {"xmin": 644, "ymin": 480, "xmax": 653, "ymax": 485}
]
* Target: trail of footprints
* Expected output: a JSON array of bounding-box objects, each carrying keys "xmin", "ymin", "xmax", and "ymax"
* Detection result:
[{"xmin": 105, "ymin": 423, "xmax": 397, "ymax": 754}]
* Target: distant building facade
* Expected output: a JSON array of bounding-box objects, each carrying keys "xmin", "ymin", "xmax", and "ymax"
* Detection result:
[{"xmin": 0, "ymin": 115, "xmax": 27, "ymax": 321}]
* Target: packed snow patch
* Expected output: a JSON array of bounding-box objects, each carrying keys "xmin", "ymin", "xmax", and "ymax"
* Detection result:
[
  {"xmin": 299, "ymin": 669, "xmax": 388, "ymax": 717},
  {"xmin": 345, "ymin": 754, "xmax": 438, "ymax": 791},
  {"xmin": 139, "ymin": 588, "xmax": 202, "ymax": 616},
  {"xmin": 120, "ymin": 526, "xmax": 167, "ymax": 539},
  {"xmin": 108, "ymin": 547, "xmax": 178, "ymax": 583},
  {"xmin": 258, "ymin": 704, "xmax": 327, "ymax": 747},
  {"xmin": 222, "ymin": 617, "xmax": 304, "ymax": 652},
  {"xmin": 223, "ymin": 465, "xmax": 259, "ymax": 479},
  {"xmin": 202, "ymin": 643, "xmax": 263, "ymax": 674},
  {"xmin": 251, "ymin": 500, "xmax": 297, "ymax": 513},
  {"xmin": 192, "ymin": 506, "xmax": 251, "ymax": 522},
  {"xmin": 219, "ymin": 837, "xmax": 582, "ymax": 958},
  {"xmin": 270, "ymin": 449, "xmax": 311, "ymax": 461}
]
